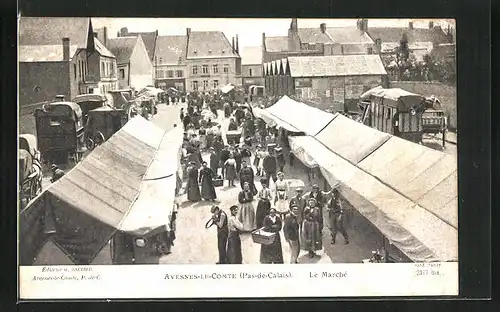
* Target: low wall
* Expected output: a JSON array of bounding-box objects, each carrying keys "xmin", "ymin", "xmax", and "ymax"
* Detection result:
[{"xmin": 389, "ymin": 81, "xmax": 457, "ymax": 130}]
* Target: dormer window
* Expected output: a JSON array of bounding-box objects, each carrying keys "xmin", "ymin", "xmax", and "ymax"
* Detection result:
[{"xmin": 208, "ymin": 50, "xmax": 212, "ymax": 54}]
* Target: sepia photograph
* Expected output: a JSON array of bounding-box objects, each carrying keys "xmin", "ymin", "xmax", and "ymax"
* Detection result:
[{"xmin": 18, "ymin": 17, "xmax": 458, "ymax": 298}]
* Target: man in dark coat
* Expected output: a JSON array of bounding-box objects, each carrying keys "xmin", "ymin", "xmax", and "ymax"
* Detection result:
[
  {"xmin": 199, "ymin": 162, "xmax": 217, "ymax": 201},
  {"xmin": 289, "ymin": 187, "xmax": 307, "ymax": 233},
  {"xmin": 219, "ymin": 145, "xmax": 231, "ymax": 179},
  {"xmin": 233, "ymin": 147, "xmax": 242, "ymax": 173},
  {"xmin": 262, "ymin": 151, "xmax": 278, "ymax": 186},
  {"xmin": 283, "ymin": 205, "xmax": 301, "ymax": 263},
  {"xmin": 275, "ymin": 144, "xmax": 285, "ymax": 173},
  {"xmin": 234, "ymin": 106, "xmax": 244, "ymax": 125},
  {"xmin": 228, "ymin": 118, "xmax": 238, "ymax": 131},
  {"xmin": 209, "ymin": 147, "xmax": 220, "ymax": 178},
  {"xmin": 182, "ymin": 114, "xmax": 191, "ymax": 130},
  {"xmin": 211, "ymin": 205, "xmax": 228, "ymax": 264},
  {"xmin": 239, "ymin": 161, "xmax": 257, "ymax": 195},
  {"xmin": 244, "ymin": 117, "xmax": 255, "ymax": 137},
  {"xmin": 327, "ymin": 189, "xmax": 349, "ymax": 244}
]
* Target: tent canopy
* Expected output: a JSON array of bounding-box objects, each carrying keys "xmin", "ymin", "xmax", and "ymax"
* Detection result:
[
  {"xmin": 314, "ymin": 113, "xmax": 391, "ymax": 165},
  {"xmin": 293, "ymin": 136, "xmax": 457, "ymax": 262},
  {"xmin": 19, "ymin": 116, "xmax": 183, "ymax": 265},
  {"xmin": 261, "ymin": 95, "xmax": 335, "ymax": 136},
  {"xmin": 288, "ymin": 136, "xmax": 319, "ymax": 168}
]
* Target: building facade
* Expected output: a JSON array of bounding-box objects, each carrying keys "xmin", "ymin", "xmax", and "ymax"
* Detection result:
[
  {"xmin": 263, "ymin": 54, "xmax": 388, "ymax": 112},
  {"xmin": 154, "ymin": 35, "xmax": 187, "ymax": 91},
  {"xmin": 107, "ymin": 36, "xmax": 153, "ymax": 90},
  {"xmin": 240, "ymin": 46, "xmax": 265, "ymax": 91},
  {"xmin": 184, "ymin": 29, "xmax": 241, "ymax": 92}
]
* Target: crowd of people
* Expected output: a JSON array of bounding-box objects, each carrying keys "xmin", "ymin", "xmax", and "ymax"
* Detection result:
[{"xmin": 176, "ymin": 94, "xmax": 351, "ymax": 265}]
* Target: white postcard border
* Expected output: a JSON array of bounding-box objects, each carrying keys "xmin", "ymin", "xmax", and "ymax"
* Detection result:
[{"xmin": 19, "ymin": 262, "xmax": 458, "ymax": 299}]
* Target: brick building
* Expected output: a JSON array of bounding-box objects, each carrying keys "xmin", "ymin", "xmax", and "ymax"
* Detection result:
[{"xmin": 154, "ymin": 35, "xmax": 187, "ymax": 91}]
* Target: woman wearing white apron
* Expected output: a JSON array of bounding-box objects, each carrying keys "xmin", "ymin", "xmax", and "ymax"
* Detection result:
[{"xmin": 273, "ymin": 172, "xmax": 289, "ymax": 220}]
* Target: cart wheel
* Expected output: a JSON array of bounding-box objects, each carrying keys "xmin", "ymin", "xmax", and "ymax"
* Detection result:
[
  {"xmin": 85, "ymin": 138, "xmax": 95, "ymax": 151},
  {"xmin": 94, "ymin": 132, "xmax": 105, "ymax": 146}
]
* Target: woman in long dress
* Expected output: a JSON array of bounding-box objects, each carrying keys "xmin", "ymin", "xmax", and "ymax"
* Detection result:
[
  {"xmin": 302, "ymin": 198, "xmax": 323, "ymax": 258},
  {"xmin": 237, "ymin": 182, "xmax": 256, "ymax": 232},
  {"xmin": 227, "ymin": 205, "xmax": 244, "ymax": 264},
  {"xmin": 199, "ymin": 162, "xmax": 217, "ymax": 201},
  {"xmin": 186, "ymin": 162, "xmax": 201, "ymax": 202},
  {"xmin": 274, "ymin": 172, "xmax": 289, "ymax": 219},
  {"xmin": 255, "ymin": 179, "xmax": 272, "ymax": 228},
  {"xmin": 260, "ymin": 208, "xmax": 284, "ymax": 264},
  {"xmin": 224, "ymin": 154, "xmax": 237, "ymax": 187}
]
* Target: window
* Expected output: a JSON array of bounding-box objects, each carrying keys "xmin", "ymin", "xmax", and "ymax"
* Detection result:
[
  {"xmin": 203, "ymin": 80, "xmax": 209, "ymax": 90},
  {"xmin": 202, "ymin": 65, "xmax": 209, "ymax": 74},
  {"xmin": 249, "ymin": 68, "xmax": 253, "ymax": 77},
  {"xmin": 157, "ymin": 69, "xmax": 164, "ymax": 78},
  {"xmin": 74, "ymin": 64, "xmax": 77, "ymax": 79},
  {"xmin": 176, "ymin": 70, "xmax": 183, "ymax": 78},
  {"xmin": 192, "ymin": 65, "xmax": 198, "ymax": 75},
  {"xmin": 101, "ymin": 61, "xmax": 105, "ymax": 77},
  {"xmin": 367, "ymin": 47, "xmax": 374, "ymax": 54},
  {"xmin": 110, "ymin": 62, "xmax": 114, "ymax": 76},
  {"xmin": 212, "ymin": 64, "xmax": 219, "ymax": 73},
  {"xmin": 167, "ymin": 70, "xmax": 174, "ymax": 78},
  {"xmin": 223, "ymin": 64, "xmax": 229, "ymax": 73},
  {"xmin": 213, "ymin": 80, "xmax": 219, "ymax": 89},
  {"xmin": 192, "ymin": 81, "xmax": 199, "ymax": 91},
  {"xmin": 119, "ymin": 68, "xmax": 125, "ymax": 79}
]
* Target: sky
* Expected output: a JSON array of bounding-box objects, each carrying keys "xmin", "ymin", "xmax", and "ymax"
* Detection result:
[{"xmin": 91, "ymin": 18, "xmax": 455, "ymax": 51}]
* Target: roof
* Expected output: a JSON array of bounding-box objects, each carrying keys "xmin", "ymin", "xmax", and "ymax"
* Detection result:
[
  {"xmin": 155, "ymin": 35, "xmax": 187, "ymax": 65},
  {"xmin": 240, "ymin": 46, "xmax": 263, "ymax": 65},
  {"xmin": 107, "ymin": 37, "xmax": 139, "ymax": 64},
  {"xmin": 19, "ymin": 44, "xmax": 79, "ymax": 62},
  {"xmin": 368, "ymin": 26, "xmax": 449, "ymax": 44},
  {"xmin": 264, "ymin": 36, "xmax": 289, "ymax": 52},
  {"xmin": 73, "ymin": 94, "xmax": 107, "ymax": 103},
  {"xmin": 19, "ymin": 116, "xmax": 182, "ymax": 265},
  {"xmin": 127, "ymin": 31, "xmax": 157, "ymax": 61},
  {"xmin": 94, "ymin": 37, "xmax": 115, "ymax": 58},
  {"xmin": 287, "ymin": 54, "xmax": 387, "ymax": 77},
  {"xmin": 186, "ymin": 31, "xmax": 239, "ymax": 59},
  {"xmin": 19, "ymin": 17, "xmax": 91, "ymax": 48},
  {"xmin": 314, "ymin": 114, "xmax": 391, "ymax": 164},
  {"xmin": 297, "ymin": 28, "xmax": 333, "ymax": 44},
  {"xmin": 327, "ymin": 27, "xmax": 374, "ymax": 44},
  {"xmin": 255, "ymin": 95, "xmax": 335, "ymax": 136}
]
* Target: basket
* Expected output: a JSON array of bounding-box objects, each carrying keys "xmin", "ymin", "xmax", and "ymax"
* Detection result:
[{"xmin": 251, "ymin": 228, "xmax": 276, "ymax": 245}]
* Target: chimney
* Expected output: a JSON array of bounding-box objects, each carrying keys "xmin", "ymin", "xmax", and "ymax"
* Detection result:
[
  {"xmin": 120, "ymin": 27, "xmax": 128, "ymax": 37},
  {"xmin": 429, "ymin": 21, "xmax": 434, "ymax": 29},
  {"xmin": 62, "ymin": 37, "xmax": 70, "ymax": 61},
  {"xmin": 232, "ymin": 37, "xmax": 235, "ymax": 53},
  {"xmin": 236, "ymin": 34, "xmax": 239, "ymax": 54},
  {"xmin": 357, "ymin": 18, "xmax": 368, "ymax": 32},
  {"xmin": 320, "ymin": 23, "xmax": 326, "ymax": 33},
  {"xmin": 186, "ymin": 28, "xmax": 191, "ymax": 37},
  {"xmin": 409, "ymin": 21, "xmax": 414, "ymax": 29},
  {"xmin": 375, "ymin": 38, "xmax": 382, "ymax": 53},
  {"xmin": 103, "ymin": 27, "xmax": 108, "ymax": 46}
]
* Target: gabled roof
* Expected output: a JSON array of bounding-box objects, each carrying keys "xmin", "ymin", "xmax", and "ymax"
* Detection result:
[
  {"xmin": 326, "ymin": 27, "xmax": 374, "ymax": 44},
  {"xmin": 264, "ymin": 36, "xmax": 288, "ymax": 52},
  {"xmin": 127, "ymin": 31, "xmax": 157, "ymax": 61},
  {"xmin": 297, "ymin": 28, "xmax": 333, "ymax": 44},
  {"xmin": 107, "ymin": 36, "xmax": 139, "ymax": 64},
  {"xmin": 155, "ymin": 35, "xmax": 187, "ymax": 65},
  {"xmin": 186, "ymin": 31, "xmax": 239, "ymax": 59},
  {"xmin": 94, "ymin": 37, "xmax": 115, "ymax": 58},
  {"xmin": 287, "ymin": 54, "xmax": 387, "ymax": 78},
  {"xmin": 240, "ymin": 46, "xmax": 263, "ymax": 65},
  {"xmin": 367, "ymin": 27, "xmax": 449, "ymax": 44},
  {"xmin": 19, "ymin": 44, "xmax": 79, "ymax": 62},
  {"xmin": 19, "ymin": 17, "xmax": 91, "ymax": 49}
]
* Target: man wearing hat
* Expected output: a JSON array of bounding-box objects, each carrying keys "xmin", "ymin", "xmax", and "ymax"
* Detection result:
[
  {"xmin": 326, "ymin": 188, "xmax": 349, "ymax": 244},
  {"xmin": 289, "ymin": 187, "xmax": 307, "ymax": 233},
  {"xmin": 209, "ymin": 147, "xmax": 220, "ymax": 178},
  {"xmin": 283, "ymin": 205, "xmax": 301, "ymax": 264},
  {"xmin": 307, "ymin": 184, "xmax": 332, "ymax": 233},
  {"xmin": 50, "ymin": 164, "xmax": 65, "ymax": 183},
  {"xmin": 211, "ymin": 206, "xmax": 229, "ymax": 264}
]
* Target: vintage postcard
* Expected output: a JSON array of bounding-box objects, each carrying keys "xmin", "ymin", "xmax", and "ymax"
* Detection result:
[{"xmin": 18, "ymin": 17, "xmax": 458, "ymax": 299}]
